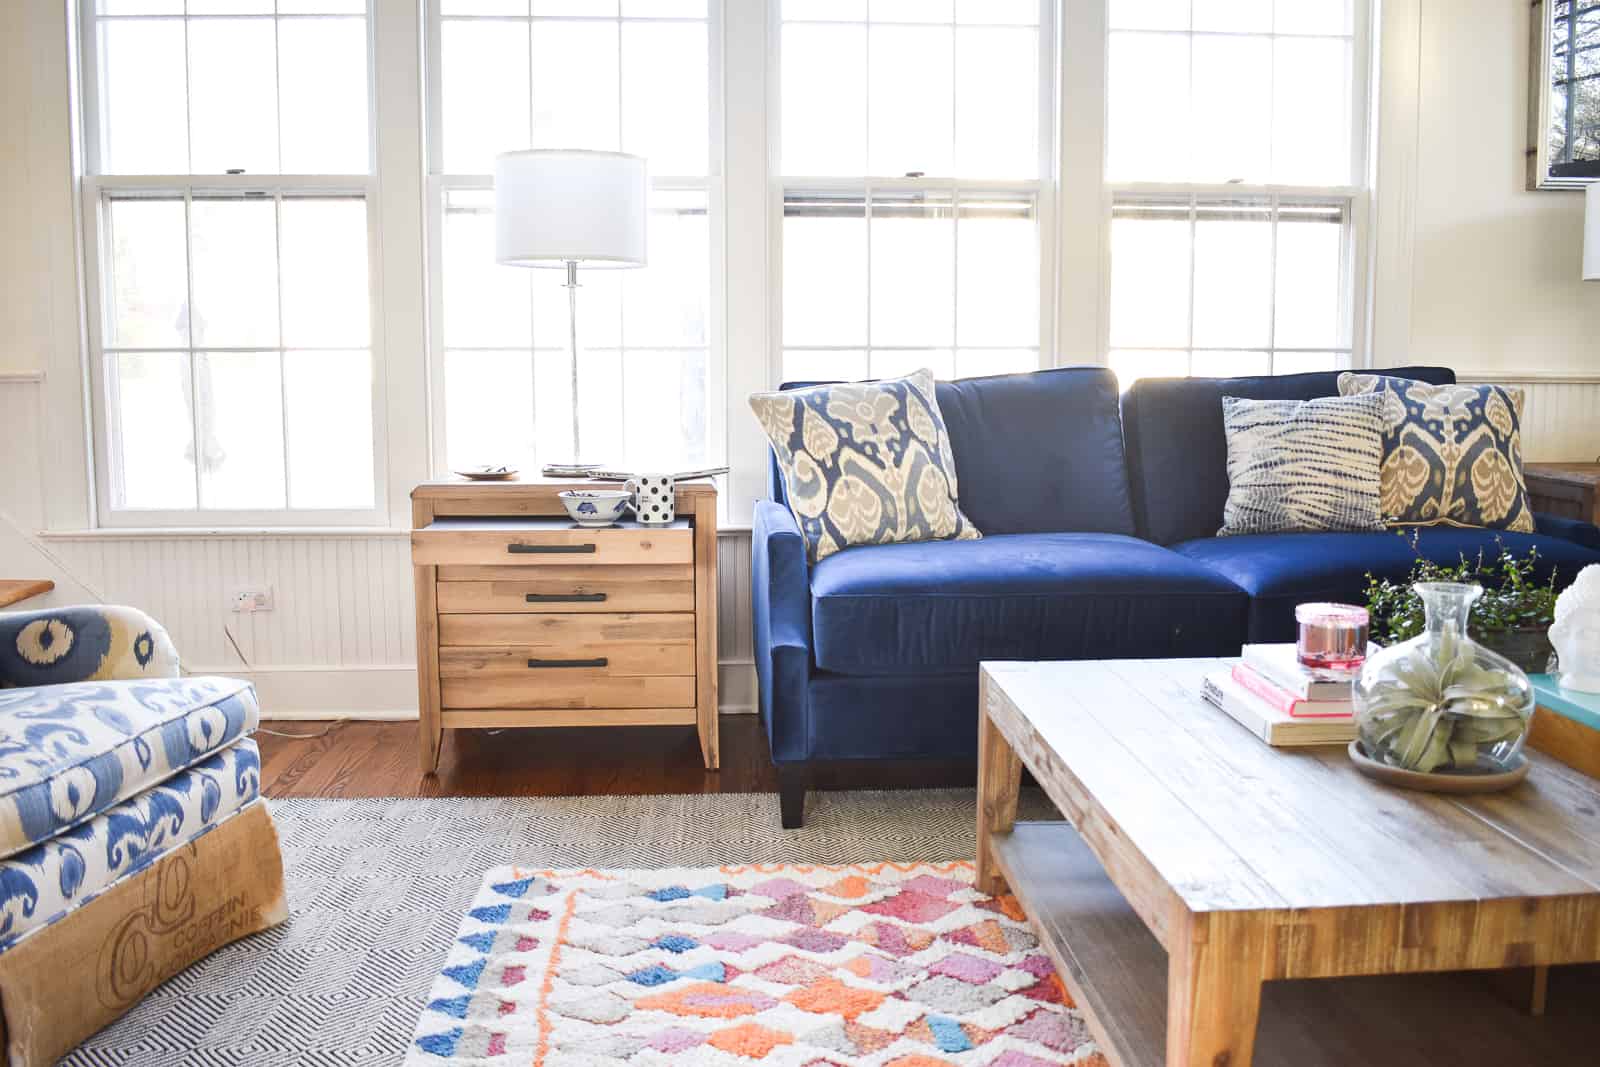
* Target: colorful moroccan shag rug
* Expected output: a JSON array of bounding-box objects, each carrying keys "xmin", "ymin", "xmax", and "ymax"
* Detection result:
[{"xmin": 406, "ymin": 862, "xmax": 1100, "ymax": 1066}]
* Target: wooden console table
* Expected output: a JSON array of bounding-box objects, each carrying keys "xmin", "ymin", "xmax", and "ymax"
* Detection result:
[
  {"xmin": 0, "ymin": 580, "xmax": 54, "ymax": 609},
  {"xmin": 1524, "ymin": 462, "xmax": 1600, "ymax": 525},
  {"xmin": 410, "ymin": 479, "xmax": 718, "ymax": 774}
]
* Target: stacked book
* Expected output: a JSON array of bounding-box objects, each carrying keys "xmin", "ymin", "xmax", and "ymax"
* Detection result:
[{"xmin": 1202, "ymin": 644, "xmax": 1359, "ymax": 747}]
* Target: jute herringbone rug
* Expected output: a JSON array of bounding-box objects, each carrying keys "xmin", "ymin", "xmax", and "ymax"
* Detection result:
[{"xmin": 58, "ymin": 789, "xmax": 1055, "ymax": 1067}]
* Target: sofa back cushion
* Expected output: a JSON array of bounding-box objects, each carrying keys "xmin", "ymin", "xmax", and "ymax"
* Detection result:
[
  {"xmin": 1122, "ymin": 366, "xmax": 1455, "ymax": 545},
  {"xmin": 771, "ymin": 367, "xmax": 1137, "ymax": 536}
]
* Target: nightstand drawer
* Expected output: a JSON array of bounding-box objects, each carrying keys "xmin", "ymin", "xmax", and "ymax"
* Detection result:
[
  {"xmin": 438, "ymin": 613, "xmax": 695, "ymax": 676},
  {"xmin": 440, "ymin": 674, "xmax": 695, "ymax": 710},
  {"xmin": 414, "ymin": 518, "xmax": 692, "ymax": 567},
  {"xmin": 435, "ymin": 565, "xmax": 694, "ymax": 614}
]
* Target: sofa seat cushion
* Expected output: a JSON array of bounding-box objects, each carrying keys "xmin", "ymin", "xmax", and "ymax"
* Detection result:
[
  {"xmin": 0, "ymin": 739, "xmax": 262, "ymax": 952},
  {"xmin": 809, "ymin": 533, "xmax": 1249, "ymax": 676},
  {"xmin": 0, "ymin": 676, "xmax": 258, "ymax": 860},
  {"xmin": 1172, "ymin": 529, "xmax": 1600, "ymax": 642}
]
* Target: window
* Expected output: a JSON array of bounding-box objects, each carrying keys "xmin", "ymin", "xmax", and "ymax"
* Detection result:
[
  {"xmin": 83, "ymin": 0, "xmax": 378, "ymax": 523},
  {"xmin": 776, "ymin": 0, "xmax": 1052, "ymax": 385},
  {"xmin": 430, "ymin": 1, "xmax": 717, "ymax": 473},
  {"xmin": 1103, "ymin": 0, "xmax": 1365, "ymax": 387}
]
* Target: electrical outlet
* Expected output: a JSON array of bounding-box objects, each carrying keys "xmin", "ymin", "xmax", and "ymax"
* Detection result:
[{"xmin": 230, "ymin": 587, "xmax": 274, "ymax": 614}]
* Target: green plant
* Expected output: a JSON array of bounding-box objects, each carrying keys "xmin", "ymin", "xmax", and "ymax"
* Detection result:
[{"xmin": 1363, "ymin": 532, "xmax": 1560, "ymax": 647}]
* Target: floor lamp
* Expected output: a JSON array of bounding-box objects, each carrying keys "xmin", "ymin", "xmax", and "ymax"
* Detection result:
[{"xmin": 494, "ymin": 149, "xmax": 648, "ymax": 463}]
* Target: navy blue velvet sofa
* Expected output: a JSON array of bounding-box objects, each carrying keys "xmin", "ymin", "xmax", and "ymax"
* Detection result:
[{"xmin": 753, "ymin": 366, "xmax": 1600, "ymax": 826}]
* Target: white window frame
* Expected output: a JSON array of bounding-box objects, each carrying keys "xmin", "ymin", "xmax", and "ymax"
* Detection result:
[
  {"xmin": 764, "ymin": 0, "xmax": 1061, "ymax": 386},
  {"xmin": 1065, "ymin": 0, "xmax": 1377, "ymax": 374},
  {"xmin": 77, "ymin": 1, "xmax": 393, "ymax": 529},
  {"xmin": 421, "ymin": 0, "xmax": 728, "ymax": 480}
]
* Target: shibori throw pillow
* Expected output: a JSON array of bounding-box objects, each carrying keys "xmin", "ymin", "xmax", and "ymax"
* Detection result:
[
  {"xmin": 1337, "ymin": 373, "xmax": 1535, "ymax": 533},
  {"xmin": 1218, "ymin": 393, "xmax": 1388, "ymax": 536},
  {"xmin": 749, "ymin": 369, "xmax": 981, "ymax": 563}
]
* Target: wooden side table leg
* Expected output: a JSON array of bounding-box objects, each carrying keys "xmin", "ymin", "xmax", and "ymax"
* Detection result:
[
  {"xmin": 413, "ymin": 492, "xmax": 444, "ymax": 776},
  {"xmin": 692, "ymin": 492, "xmax": 720, "ymax": 771},
  {"xmin": 1167, "ymin": 911, "xmax": 1267, "ymax": 1067},
  {"xmin": 977, "ymin": 670, "xmax": 1023, "ymax": 895}
]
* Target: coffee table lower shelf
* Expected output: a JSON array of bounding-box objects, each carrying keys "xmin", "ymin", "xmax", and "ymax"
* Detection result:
[{"xmin": 988, "ymin": 820, "xmax": 1600, "ymax": 1067}]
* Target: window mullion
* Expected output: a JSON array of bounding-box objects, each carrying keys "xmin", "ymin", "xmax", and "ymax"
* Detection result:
[
  {"xmin": 182, "ymin": 188, "xmax": 201, "ymax": 510},
  {"xmin": 275, "ymin": 191, "xmax": 292, "ymax": 510}
]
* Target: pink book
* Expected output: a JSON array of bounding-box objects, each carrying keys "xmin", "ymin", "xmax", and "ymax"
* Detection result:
[{"xmin": 1230, "ymin": 663, "xmax": 1352, "ymax": 719}]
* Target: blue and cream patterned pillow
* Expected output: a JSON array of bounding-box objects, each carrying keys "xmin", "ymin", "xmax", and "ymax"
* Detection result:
[
  {"xmin": 1218, "ymin": 393, "xmax": 1387, "ymax": 536},
  {"xmin": 750, "ymin": 369, "xmax": 981, "ymax": 562},
  {"xmin": 1337, "ymin": 373, "xmax": 1534, "ymax": 533}
]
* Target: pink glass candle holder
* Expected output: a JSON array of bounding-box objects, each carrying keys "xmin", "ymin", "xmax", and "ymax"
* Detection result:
[{"xmin": 1295, "ymin": 603, "xmax": 1370, "ymax": 676}]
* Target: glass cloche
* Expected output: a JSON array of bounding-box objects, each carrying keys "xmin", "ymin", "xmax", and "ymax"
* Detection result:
[{"xmin": 1353, "ymin": 582, "xmax": 1534, "ymax": 775}]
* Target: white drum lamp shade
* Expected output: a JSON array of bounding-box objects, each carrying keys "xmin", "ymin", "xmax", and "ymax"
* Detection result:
[
  {"xmin": 494, "ymin": 150, "xmax": 648, "ymax": 268},
  {"xmin": 1586, "ymin": 183, "xmax": 1600, "ymax": 281}
]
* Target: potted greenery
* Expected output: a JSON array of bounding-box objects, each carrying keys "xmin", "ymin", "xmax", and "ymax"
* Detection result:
[{"xmin": 1364, "ymin": 535, "xmax": 1560, "ymax": 674}]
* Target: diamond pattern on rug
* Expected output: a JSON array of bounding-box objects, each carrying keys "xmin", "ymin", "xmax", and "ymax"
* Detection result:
[{"xmin": 406, "ymin": 863, "xmax": 1098, "ymax": 1066}]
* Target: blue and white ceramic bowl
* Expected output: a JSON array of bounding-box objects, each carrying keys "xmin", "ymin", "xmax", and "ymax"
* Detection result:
[{"xmin": 558, "ymin": 489, "xmax": 632, "ymax": 527}]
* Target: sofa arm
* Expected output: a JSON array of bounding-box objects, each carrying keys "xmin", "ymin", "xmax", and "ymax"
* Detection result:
[
  {"xmin": 752, "ymin": 501, "xmax": 813, "ymax": 763},
  {"xmin": 0, "ymin": 605, "xmax": 181, "ymax": 688},
  {"xmin": 1535, "ymin": 512, "xmax": 1600, "ymax": 553}
]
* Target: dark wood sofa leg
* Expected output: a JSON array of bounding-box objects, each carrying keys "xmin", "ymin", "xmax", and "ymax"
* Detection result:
[{"xmin": 778, "ymin": 765, "xmax": 807, "ymax": 829}]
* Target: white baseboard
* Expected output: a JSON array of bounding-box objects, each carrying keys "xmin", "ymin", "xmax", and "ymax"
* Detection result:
[
  {"xmin": 199, "ymin": 662, "xmax": 761, "ymax": 720},
  {"xmin": 188, "ymin": 664, "xmax": 419, "ymax": 720}
]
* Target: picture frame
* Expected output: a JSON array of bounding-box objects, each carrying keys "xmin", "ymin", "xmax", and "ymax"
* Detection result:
[{"xmin": 1528, "ymin": 0, "xmax": 1600, "ymax": 189}]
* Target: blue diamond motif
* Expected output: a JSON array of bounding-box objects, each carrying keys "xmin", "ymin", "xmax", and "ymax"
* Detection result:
[
  {"xmin": 416, "ymin": 1028, "xmax": 462, "ymax": 1056},
  {"xmin": 459, "ymin": 932, "xmax": 497, "ymax": 953},
  {"xmin": 491, "ymin": 877, "xmax": 536, "ymax": 899},
  {"xmin": 442, "ymin": 958, "xmax": 486, "ymax": 990},
  {"xmin": 654, "ymin": 934, "xmax": 698, "ymax": 954},
  {"xmin": 468, "ymin": 904, "xmax": 511, "ymax": 925},
  {"xmin": 627, "ymin": 964, "xmax": 678, "ymax": 987},
  {"xmin": 428, "ymin": 995, "xmax": 471, "ymax": 1020},
  {"xmin": 648, "ymin": 886, "xmax": 691, "ymax": 902}
]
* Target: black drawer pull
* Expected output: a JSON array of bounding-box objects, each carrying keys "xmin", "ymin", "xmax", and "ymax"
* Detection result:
[
  {"xmin": 527, "ymin": 657, "xmax": 608, "ymax": 669},
  {"xmin": 526, "ymin": 593, "xmax": 608, "ymax": 604},
  {"xmin": 507, "ymin": 543, "xmax": 596, "ymax": 554}
]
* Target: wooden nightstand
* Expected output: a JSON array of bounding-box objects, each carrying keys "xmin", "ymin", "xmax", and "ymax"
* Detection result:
[
  {"xmin": 410, "ymin": 479, "xmax": 718, "ymax": 773},
  {"xmin": 1524, "ymin": 462, "xmax": 1600, "ymax": 525}
]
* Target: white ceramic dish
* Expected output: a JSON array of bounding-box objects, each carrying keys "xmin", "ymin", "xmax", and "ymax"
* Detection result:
[{"xmin": 558, "ymin": 489, "xmax": 632, "ymax": 527}]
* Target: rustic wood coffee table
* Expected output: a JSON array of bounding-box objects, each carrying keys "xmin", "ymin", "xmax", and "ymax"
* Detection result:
[{"xmin": 977, "ymin": 658, "xmax": 1600, "ymax": 1067}]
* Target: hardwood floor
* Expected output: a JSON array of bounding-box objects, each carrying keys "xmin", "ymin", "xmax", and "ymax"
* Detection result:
[{"xmin": 256, "ymin": 714, "xmax": 977, "ymax": 799}]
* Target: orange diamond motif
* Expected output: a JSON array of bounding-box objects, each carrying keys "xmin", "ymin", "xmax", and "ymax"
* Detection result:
[
  {"xmin": 707, "ymin": 1023, "xmax": 795, "ymax": 1058},
  {"xmin": 821, "ymin": 874, "xmax": 871, "ymax": 899},
  {"xmin": 637, "ymin": 982, "xmax": 777, "ymax": 1019},
  {"xmin": 785, "ymin": 977, "xmax": 886, "ymax": 1021}
]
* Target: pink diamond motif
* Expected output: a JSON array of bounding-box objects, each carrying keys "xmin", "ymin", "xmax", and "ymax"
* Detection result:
[
  {"xmin": 754, "ymin": 955, "xmax": 831, "ymax": 986},
  {"xmin": 900, "ymin": 875, "xmax": 966, "ymax": 899},
  {"xmin": 703, "ymin": 931, "xmax": 766, "ymax": 953},
  {"xmin": 646, "ymin": 1027, "xmax": 707, "ymax": 1053},
  {"xmin": 928, "ymin": 952, "xmax": 1003, "ymax": 984},
  {"xmin": 750, "ymin": 877, "xmax": 810, "ymax": 899},
  {"xmin": 861, "ymin": 890, "xmax": 960, "ymax": 924}
]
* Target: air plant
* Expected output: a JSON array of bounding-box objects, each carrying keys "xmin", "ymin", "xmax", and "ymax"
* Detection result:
[{"xmin": 1356, "ymin": 627, "xmax": 1531, "ymax": 774}]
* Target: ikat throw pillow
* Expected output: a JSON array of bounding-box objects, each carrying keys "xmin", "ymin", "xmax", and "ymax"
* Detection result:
[
  {"xmin": 749, "ymin": 369, "xmax": 981, "ymax": 563},
  {"xmin": 1337, "ymin": 373, "xmax": 1535, "ymax": 533},
  {"xmin": 1218, "ymin": 393, "xmax": 1387, "ymax": 537}
]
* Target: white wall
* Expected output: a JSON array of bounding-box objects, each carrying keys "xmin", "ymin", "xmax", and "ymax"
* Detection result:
[
  {"xmin": 1374, "ymin": 0, "xmax": 1600, "ymax": 388},
  {"xmin": 5, "ymin": 0, "xmax": 1600, "ymax": 721}
]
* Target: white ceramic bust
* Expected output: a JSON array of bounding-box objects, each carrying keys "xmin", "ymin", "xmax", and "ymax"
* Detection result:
[{"xmin": 1551, "ymin": 564, "xmax": 1600, "ymax": 694}]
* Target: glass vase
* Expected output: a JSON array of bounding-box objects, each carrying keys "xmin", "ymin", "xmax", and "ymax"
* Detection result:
[{"xmin": 1353, "ymin": 582, "xmax": 1534, "ymax": 775}]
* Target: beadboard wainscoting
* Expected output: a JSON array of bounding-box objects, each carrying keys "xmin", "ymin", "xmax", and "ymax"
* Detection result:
[
  {"xmin": 1474, "ymin": 377, "xmax": 1600, "ymax": 463},
  {"xmin": 23, "ymin": 528, "xmax": 758, "ymax": 720},
  {"xmin": 4, "ymin": 375, "xmax": 1596, "ymax": 721}
]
